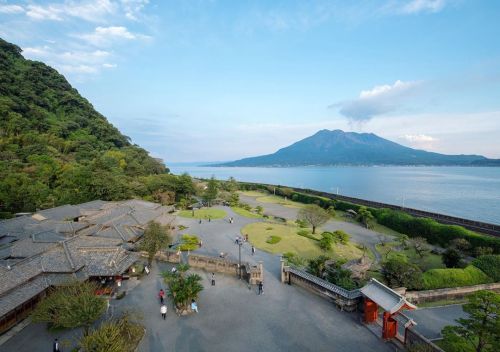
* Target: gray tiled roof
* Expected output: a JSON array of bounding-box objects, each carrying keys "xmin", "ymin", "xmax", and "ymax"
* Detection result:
[
  {"xmin": 360, "ymin": 279, "xmax": 416, "ymax": 314},
  {"xmin": 0, "ymin": 199, "xmax": 163, "ymax": 321}
]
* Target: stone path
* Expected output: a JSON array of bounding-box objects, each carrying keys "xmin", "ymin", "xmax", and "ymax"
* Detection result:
[
  {"xmin": 0, "ymin": 205, "xmax": 396, "ymax": 352},
  {"xmin": 406, "ymin": 305, "xmax": 467, "ymax": 340}
]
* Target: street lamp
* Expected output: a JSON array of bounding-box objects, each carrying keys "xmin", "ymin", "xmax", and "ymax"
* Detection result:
[{"xmin": 238, "ymin": 239, "xmax": 243, "ymax": 279}]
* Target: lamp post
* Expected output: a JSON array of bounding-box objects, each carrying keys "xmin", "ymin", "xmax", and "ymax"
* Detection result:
[{"xmin": 238, "ymin": 239, "xmax": 242, "ymax": 279}]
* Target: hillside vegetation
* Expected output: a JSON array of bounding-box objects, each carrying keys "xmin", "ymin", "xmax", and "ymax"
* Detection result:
[{"xmin": 0, "ymin": 38, "xmax": 192, "ymax": 216}]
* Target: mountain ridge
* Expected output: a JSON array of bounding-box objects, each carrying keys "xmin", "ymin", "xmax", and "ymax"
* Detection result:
[{"xmin": 218, "ymin": 129, "xmax": 496, "ymax": 167}]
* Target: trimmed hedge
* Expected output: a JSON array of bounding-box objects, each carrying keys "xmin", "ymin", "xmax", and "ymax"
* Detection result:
[
  {"xmin": 422, "ymin": 265, "xmax": 492, "ymax": 290},
  {"xmin": 472, "ymin": 255, "xmax": 500, "ymax": 282},
  {"xmin": 266, "ymin": 235, "xmax": 282, "ymax": 244},
  {"xmin": 371, "ymin": 208, "xmax": 500, "ymax": 253}
]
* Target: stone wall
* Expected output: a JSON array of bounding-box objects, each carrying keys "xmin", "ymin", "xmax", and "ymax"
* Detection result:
[
  {"xmin": 282, "ymin": 261, "xmax": 361, "ymax": 312},
  {"xmin": 405, "ymin": 282, "xmax": 500, "ymax": 304},
  {"xmin": 187, "ymin": 254, "xmax": 263, "ymax": 285},
  {"xmin": 139, "ymin": 250, "xmax": 181, "ymax": 264},
  {"xmin": 405, "ymin": 327, "xmax": 445, "ymax": 352}
]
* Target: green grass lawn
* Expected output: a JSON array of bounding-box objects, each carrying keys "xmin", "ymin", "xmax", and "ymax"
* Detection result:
[
  {"xmin": 231, "ymin": 206, "xmax": 263, "ymax": 219},
  {"xmin": 242, "ymin": 222, "xmax": 363, "ymax": 261},
  {"xmin": 255, "ymin": 195, "xmax": 304, "ymax": 208},
  {"xmin": 178, "ymin": 208, "xmax": 227, "ymax": 220}
]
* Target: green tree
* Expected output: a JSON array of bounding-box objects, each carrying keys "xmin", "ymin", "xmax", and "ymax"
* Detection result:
[
  {"xmin": 443, "ymin": 248, "xmax": 464, "ymax": 268},
  {"xmin": 203, "ymin": 176, "xmax": 219, "ymax": 206},
  {"xmin": 356, "ymin": 206, "xmax": 375, "ymax": 229},
  {"xmin": 382, "ymin": 257, "xmax": 423, "ymax": 290},
  {"xmin": 307, "ymin": 255, "xmax": 330, "ymax": 277},
  {"xmin": 332, "ymin": 230, "xmax": 350, "ymax": 244},
  {"xmin": 140, "ymin": 221, "xmax": 172, "ymax": 266},
  {"xmin": 411, "ymin": 236, "xmax": 431, "ymax": 258},
  {"xmin": 298, "ymin": 204, "xmax": 330, "ymax": 234},
  {"xmin": 255, "ymin": 205, "xmax": 264, "ymax": 215},
  {"xmin": 31, "ymin": 281, "xmax": 106, "ymax": 335},
  {"xmin": 440, "ymin": 291, "xmax": 500, "ymax": 352},
  {"xmin": 162, "ymin": 264, "xmax": 204, "ymax": 311},
  {"xmin": 79, "ymin": 313, "xmax": 144, "ymax": 352}
]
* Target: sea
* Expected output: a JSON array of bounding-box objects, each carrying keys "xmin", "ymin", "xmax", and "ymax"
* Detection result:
[{"xmin": 168, "ymin": 165, "xmax": 500, "ymax": 225}]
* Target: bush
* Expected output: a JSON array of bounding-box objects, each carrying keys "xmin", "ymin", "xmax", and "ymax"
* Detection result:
[
  {"xmin": 382, "ymin": 257, "xmax": 423, "ymax": 290},
  {"xmin": 332, "ymin": 230, "xmax": 350, "ymax": 244},
  {"xmin": 296, "ymin": 229, "xmax": 317, "ymax": 240},
  {"xmin": 179, "ymin": 234, "xmax": 200, "ymax": 251},
  {"xmin": 318, "ymin": 235, "xmax": 333, "ymax": 251},
  {"xmin": 442, "ymin": 248, "xmax": 464, "ymax": 268},
  {"xmin": 422, "ymin": 266, "xmax": 493, "ymax": 290},
  {"xmin": 372, "ymin": 208, "xmax": 500, "ymax": 254},
  {"xmin": 295, "ymin": 219, "xmax": 308, "ymax": 228},
  {"xmin": 266, "ymin": 235, "xmax": 281, "ymax": 244},
  {"xmin": 472, "ymin": 255, "xmax": 500, "ymax": 282},
  {"xmin": 283, "ymin": 252, "xmax": 306, "ymax": 267}
]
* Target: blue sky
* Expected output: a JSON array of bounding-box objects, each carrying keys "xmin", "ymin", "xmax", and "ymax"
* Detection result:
[{"xmin": 1, "ymin": 0, "xmax": 500, "ymax": 162}]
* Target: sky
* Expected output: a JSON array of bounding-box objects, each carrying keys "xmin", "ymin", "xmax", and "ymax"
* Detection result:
[{"xmin": 1, "ymin": 0, "xmax": 500, "ymax": 162}]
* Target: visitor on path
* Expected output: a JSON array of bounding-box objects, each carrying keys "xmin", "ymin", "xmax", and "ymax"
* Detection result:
[
  {"xmin": 53, "ymin": 338, "xmax": 60, "ymax": 352},
  {"xmin": 199, "ymin": 239, "xmax": 203, "ymax": 247},
  {"xmin": 258, "ymin": 281, "xmax": 264, "ymax": 295},
  {"xmin": 160, "ymin": 304, "xmax": 167, "ymax": 320},
  {"xmin": 191, "ymin": 299, "xmax": 199, "ymax": 313},
  {"xmin": 199, "ymin": 219, "xmax": 202, "ymax": 224},
  {"xmin": 211, "ymin": 273, "xmax": 215, "ymax": 286},
  {"xmin": 252, "ymin": 246, "xmax": 255, "ymax": 255},
  {"xmin": 235, "ymin": 236, "xmax": 239, "ymax": 244},
  {"xmin": 171, "ymin": 267, "xmax": 177, "ymax": 274},
  {"xmin": 208, "ymin": 216, "xmax": 211, "ymax": 222},
  {"xmin": 159, "ymin": 289, "xmax": 165, "ymax": 304}
]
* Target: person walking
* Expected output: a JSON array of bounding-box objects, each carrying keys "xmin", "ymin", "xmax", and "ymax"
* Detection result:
[
  {"xmin": 208, "ymin": 216, "xmax": 211, "ymax": 222},
  {"xmin": 258, "ymin": 281, "xmax": 264, "ymax": 295},
  {"xmin": 251, "ymin": 246, "xmax": 255, "ymax": 255},
  {"xmin": 53, "ymin": 338, "xmax": 60, "ymax": 352},
  {"xmin": 160, "ymin": 304, "xmax": 167, "ymax": 320},
  {"xmin": 211, "ymin": 273, "xmax": 215, "ymax": 286},
  {"xmin": 158, "ymin": 289, "xmax": 165, "ymax": 304}
]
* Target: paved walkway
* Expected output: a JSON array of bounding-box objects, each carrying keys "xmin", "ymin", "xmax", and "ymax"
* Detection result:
[
  {"xmin": 0, "ymin": 205, "xmax": 396, "ymax": 352},
  {"xmin": 406, "ymin": 305, "xmax": 467, "ymax": 340}
]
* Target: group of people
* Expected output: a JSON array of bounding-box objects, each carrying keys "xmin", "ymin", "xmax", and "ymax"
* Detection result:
[{"xmin": 159, "ymin": 289, "xmax": 167, "ymax": 320}]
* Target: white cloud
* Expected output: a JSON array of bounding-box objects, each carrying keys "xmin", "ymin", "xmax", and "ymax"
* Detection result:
[
  {"xmin": 0, "ymin": 4, "xmax": 24, "ymax": 14},
  {"xmin": 23, "ymin": 1, "xmax": 117, "ymax": 22},
  {"xmin": 401, "ymin": 134, "xmax": 438, "ymax": 149},
  {"xmin": 78, "ymin": 26, "xmax": 150, "ymax": 46},
  {"xmin": 22, "ymin": 45, "xmax": 116, "ymax": 76},
  {"xmin": 334, "ymin": 80, "xmax": 421, "ymax": 122},
  {"xmin": 120, "ymin": 0, "xmax": 149, "ymax": 21},
  {"xmin": 401, "ymin": 0, "xmax": 447, "ymax": 14},
  {"xmin": 26, "ymin": 5, "xmax": 63, "ymax": 21}
]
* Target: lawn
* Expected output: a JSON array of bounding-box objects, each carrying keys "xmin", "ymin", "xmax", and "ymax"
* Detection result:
[
  {"xmin": 178, "ymin": 208, "xmax": 227, "ymax": 220},
  {"xmin": 332, "ymin": 210, "xmax": 402, "ymax": 237},
  {"xmin": 231, "ymin": 206, "xmax": 263, "ymax": 219},
  {"xmin": 255, "ymin": 195, "xmax": 304, "ymax": 208},
  {"xmin": 242, "ymin": 222, "xmax": 363, "ymax": 261}
]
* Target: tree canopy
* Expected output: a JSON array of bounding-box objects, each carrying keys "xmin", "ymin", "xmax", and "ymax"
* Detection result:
[
  {"xmin": 298, "ymin": 204, "xmax": 330, "ymax": 234},
  {"xmin": 140, "ymin": 221, "xmax": 172, "ymax": 265},
  {"xmin": 0, "ymin": 37, "xmax": 196, "ymax": 217}
]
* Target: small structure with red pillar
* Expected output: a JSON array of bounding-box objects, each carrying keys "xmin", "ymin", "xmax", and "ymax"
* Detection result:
[{"xmin": 361, "ymin": 279, "xmax": 417, "ymax": 342}]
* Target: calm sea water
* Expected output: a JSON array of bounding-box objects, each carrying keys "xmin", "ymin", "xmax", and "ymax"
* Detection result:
[{"xmin": 169, "ymin": 165, "xmax": 500, "ymax": 225}]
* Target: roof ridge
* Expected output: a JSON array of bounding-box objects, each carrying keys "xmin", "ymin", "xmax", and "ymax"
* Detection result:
[
  {"xmin": 61, "ymin": 241, "xmax": 76, "ymax": 270},
  {"xmin": 112, "ymin": 222, "xmax": 127, "ymax": 242}
]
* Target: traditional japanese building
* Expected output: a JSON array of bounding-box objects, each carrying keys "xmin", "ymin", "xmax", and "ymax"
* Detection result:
[{"xmin": 0, "ymin": 199, "xmax": 174, "ymax": 334}]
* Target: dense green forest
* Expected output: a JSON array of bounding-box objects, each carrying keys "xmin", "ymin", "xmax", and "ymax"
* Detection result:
[{"xmin": 0, "ymin": 38, "xmax": 193, "ymax": 217}]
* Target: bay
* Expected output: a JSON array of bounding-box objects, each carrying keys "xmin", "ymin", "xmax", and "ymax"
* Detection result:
[{"xmin": 168, "ymin": 165, "xmax": 500, "ymax": 225}]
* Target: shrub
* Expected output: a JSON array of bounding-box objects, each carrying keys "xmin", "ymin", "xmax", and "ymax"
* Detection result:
[
  {"xmin": 295, "ymin": 219, "xmax": 308, "ymax": 228},
  {"xmin": 266, "ymin": 235, "xmax": 281, "ymax": 244},
  {"xmin": 472, "ymin": 255, "xmax": 500, "ymax": 282},
  {"xmin": 296, "ymin": 229, "xmax": 317, "ymax": 240},
  {"xmin": 179, "ymin": 234, "xmax": 200, "ymax": 251},
  {"xmin": 318, "ymin": 235, "xmax": 333, "ymax": 251},
  {"xmin": 283, "ymin": 252, "xmax": 306, "ymax": 267},
  {"xmin": 442, "ymin": 248, "xmax": 463, "ymax": 268},
  {"xmin": 332, "ymin": 230, "xmax": 350, "ymax": 244},
  {"xmin": 422, "ymin": 266, "xmax": 493, "ymax": 290},
  {"xmin": 382, "ymin": 257, "xmax": 423, "ymax": 290},
  {"xmin": 266, "ymin": 226, "xmax": 273, "ymax": 230}
]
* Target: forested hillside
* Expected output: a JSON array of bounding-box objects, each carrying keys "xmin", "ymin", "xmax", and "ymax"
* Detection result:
[{"xmin": 0, "ymin": 38, "xmax": 192, "ymax": 217}]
